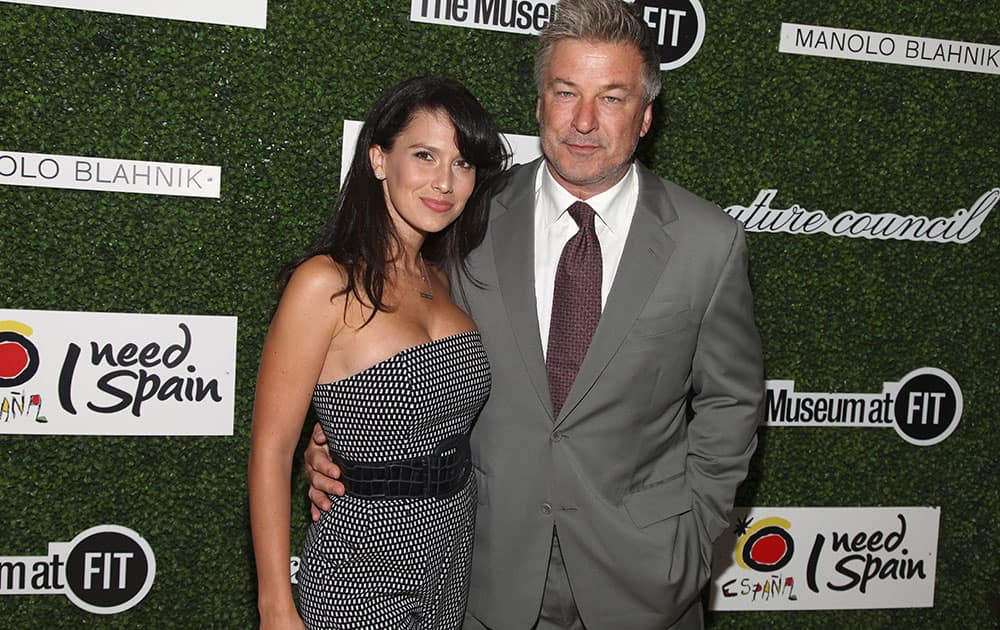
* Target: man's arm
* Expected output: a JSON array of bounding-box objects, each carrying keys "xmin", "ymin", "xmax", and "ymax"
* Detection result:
[
  {"xmin": 304, "ymin": 422, "xmax": 346, "ymax": 521},
  {"xmin": 687, "ymin": 224, "xmax": 765, "ymax": 547}
]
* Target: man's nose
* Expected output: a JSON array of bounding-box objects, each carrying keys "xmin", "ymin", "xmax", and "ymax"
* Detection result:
[{"xmin": 572, "ymin": 100, "xmax": 597, "ymax": 134}]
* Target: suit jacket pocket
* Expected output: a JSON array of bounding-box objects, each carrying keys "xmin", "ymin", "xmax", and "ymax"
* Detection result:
[
  {"xmin": 623, "ymin": 472, "xmax": 692, "ymax": 528},
  {"xmin": 630, "ymin": 306, "xmax": 695, "ymax": 340}
]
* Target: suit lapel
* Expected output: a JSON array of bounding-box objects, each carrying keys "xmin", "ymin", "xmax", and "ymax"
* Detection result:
[
  {"xmin": 555, "ymin": 162, "xmax": 678, "ymax": 426},
  {"xmin": 491, "ymin": 160, "xmax": 554, "ymax": 418}
]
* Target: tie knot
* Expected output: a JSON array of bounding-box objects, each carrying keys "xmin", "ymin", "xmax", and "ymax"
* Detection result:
[{"xmin": 567, "ymin": 201, "xmax": 595, "ymax": 230}]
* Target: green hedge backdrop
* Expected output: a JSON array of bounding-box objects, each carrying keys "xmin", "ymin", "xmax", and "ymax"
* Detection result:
[{"xmin": 0, "ymin": 0, "xmax": 996, "ymax": 627}]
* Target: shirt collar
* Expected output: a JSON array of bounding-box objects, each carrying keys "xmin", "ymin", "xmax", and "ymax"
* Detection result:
[{"xmin": 535, "ymin": 161, "xmax": 637, "ymax": 234}]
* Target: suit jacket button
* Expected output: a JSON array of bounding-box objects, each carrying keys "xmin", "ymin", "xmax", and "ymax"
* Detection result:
[
  {"xmin": 541, "ymin": 502, "xmax": 552, "ymax": 515},
  {"xmin": 551, "ymin": 431, "xmax": 563, "ymax": 442}
]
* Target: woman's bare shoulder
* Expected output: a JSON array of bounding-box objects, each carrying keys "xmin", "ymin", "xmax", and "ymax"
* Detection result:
[
  {"xmin": 273, "ymin": 256, "xmax": 353, "ymax": 331},
  {"xmin": 286, "ymin": 255, "xmax": 348, "ymax": 297}
]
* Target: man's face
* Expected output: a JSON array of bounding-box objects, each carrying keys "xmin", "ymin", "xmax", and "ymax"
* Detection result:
[{"xmin": 536, "ymin": 38, "xmax": 653, "ymax": 200}]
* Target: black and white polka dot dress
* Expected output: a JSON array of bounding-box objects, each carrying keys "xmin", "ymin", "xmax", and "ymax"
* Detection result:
[{"xmin": 297, "ymin": 331, "xmax": 490, "ymax": 629}]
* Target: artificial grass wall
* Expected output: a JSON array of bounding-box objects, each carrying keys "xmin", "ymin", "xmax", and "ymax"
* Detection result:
[{"xmin": 0, "ymin": 1, "xmax": 996, "ymax": 627}]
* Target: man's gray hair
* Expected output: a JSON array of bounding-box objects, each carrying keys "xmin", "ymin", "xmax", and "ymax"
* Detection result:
[{"xmin": 534, "ymin": 0, "xmax": 662, "ymax": 104}]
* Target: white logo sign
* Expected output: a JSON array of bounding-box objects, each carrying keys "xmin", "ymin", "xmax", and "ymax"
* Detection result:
[
  {"xmin": 0, "ymin": 0, "xmax": 267, "ymax": 29},
  {"xmin": 0, "ymin": 309, "xmax": 236, "ymax": 436},
  {"xmin": 636, "ymin": 0, "xmax": 705, "ymax": 70},
  {"xmin": 0, "ymin": 151, "xmax": 222, "ymax": 198},
  {"xmin": 766, "ymin": 368, "xmax": 963, "ymax": 446},
  {"xmin": 410, "ymin": 0, "xmax": 705, "ymax": 70},
  {"xmin": 710, "ymin": 507, "xmax": 940, "ymax": 611},
  {"xmin": 725, "ymin": 189, "xmax": 997, "ymax": 244},
  {"xmin": 0, "ymin": 525, "xmax": 156, "ymax": 614},
  {"xmin": 779, "ymin": 23, "xmax": 999, "ymax": 75},
  {"xmin": 410, "ymin": 0, "xmax": 558, "ymax": 35}
]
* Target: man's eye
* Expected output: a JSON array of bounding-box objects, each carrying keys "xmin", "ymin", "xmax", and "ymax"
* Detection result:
[{"xmin": 604, "ymin": 96, "xmax": 621, "ymax": 104}]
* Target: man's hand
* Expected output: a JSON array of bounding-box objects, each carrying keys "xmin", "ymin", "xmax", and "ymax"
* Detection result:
[{"xmin": 304, "ymin": 422, "xmax": 344, "ymax": 521}]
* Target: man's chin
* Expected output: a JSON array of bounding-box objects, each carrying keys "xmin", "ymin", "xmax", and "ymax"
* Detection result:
[
  {"xmin": 549, "ymin": 159, "xmax": 605, "ymax": 186},
  {"xmin": 556, "ymin": 164, "xmax": 622, "ymax": 189}
]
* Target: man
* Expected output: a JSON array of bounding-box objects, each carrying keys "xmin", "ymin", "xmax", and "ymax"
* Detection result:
[{"xmin": 306, "ymin": 1, "xmax": 764, "ymax": 627}]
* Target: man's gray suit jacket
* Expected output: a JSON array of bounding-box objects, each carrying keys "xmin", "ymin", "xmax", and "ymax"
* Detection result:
[{"xmin": 458, "ymin": 158, "xmax": 765, "ymax": 629}]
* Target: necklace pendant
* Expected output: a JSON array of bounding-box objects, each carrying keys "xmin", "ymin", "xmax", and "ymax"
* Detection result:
[{"xmin": 419, "ymin": 291, "xmax": 434, "ymax": 300}]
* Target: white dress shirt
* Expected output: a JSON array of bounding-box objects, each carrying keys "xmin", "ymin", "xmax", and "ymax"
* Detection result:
[{"xmin": 534, "ymin": 162, "xmax": 639, "ymax": 359}]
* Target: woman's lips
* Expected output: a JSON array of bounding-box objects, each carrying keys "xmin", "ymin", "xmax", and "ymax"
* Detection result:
[{"xmin": 421, "ymin": 197, "xmax": 453, "ymax": 213}]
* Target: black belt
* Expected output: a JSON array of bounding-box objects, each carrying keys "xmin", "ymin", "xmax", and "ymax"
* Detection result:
[{"xmin": 335, "ymin": 434, "xmax": 472, "ymax": 500}]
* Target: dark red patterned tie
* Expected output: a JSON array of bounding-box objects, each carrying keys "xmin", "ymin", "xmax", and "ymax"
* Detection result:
[{"xmin": 546, "ymin": 201, "xmax": 603, "ymax": 416}]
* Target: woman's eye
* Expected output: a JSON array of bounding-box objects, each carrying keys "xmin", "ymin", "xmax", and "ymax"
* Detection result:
[
  {"xmin": 415, "ymin": 150, "xmax": 433, "ymax": 160},
  {"xmin": 455, "ymin": 159, "xmax": 474, "ymax": 170}
]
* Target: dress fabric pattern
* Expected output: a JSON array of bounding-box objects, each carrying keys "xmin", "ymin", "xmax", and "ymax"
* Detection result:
[{"xmin": 297, "ymin": 331, "xmax": 490, "ymax": 630}]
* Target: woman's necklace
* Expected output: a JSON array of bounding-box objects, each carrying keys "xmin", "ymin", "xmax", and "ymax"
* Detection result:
[{"xmin": 416, "ymin": 254, "xmax": 434, "ymax": 300}]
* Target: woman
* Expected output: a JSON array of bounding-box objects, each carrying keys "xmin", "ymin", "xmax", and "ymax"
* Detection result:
[{"xmin": 248, "ymin": 77, "xmax": 508, "ymax": 629}]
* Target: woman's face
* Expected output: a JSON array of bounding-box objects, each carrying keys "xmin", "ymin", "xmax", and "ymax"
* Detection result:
[{"xmin": 369, "ymin": 109, "xmax": 477, "ymax": 244}]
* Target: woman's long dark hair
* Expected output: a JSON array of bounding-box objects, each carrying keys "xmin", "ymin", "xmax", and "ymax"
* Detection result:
[{"xmin": 278, "ymin": 76, "xmax": 510, "ymax": 321}]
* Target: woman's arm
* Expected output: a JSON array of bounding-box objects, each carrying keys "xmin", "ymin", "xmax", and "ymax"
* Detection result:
[{"xmin": 248, "ymin": 256, "xmax": 345, "ymax": 628}]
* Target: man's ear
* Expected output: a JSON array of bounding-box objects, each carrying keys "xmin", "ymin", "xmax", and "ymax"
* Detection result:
[{"xmin": 639, "ymin": 103, "xmax": 653, "ymax": 138}]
